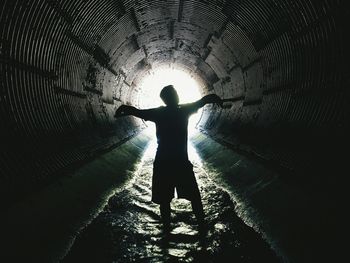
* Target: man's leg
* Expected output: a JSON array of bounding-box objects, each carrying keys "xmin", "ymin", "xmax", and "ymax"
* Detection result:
[
  {"xmin": 160, "ymin": 202, "xmax": 171, "ymax": 231},
  {"xmin": 191, "ymin": 196, "xmax": 208, "ymax": 238},
  {"xmin": 191, "ymin": 194, "xmax": 205, "ymax": 224}
]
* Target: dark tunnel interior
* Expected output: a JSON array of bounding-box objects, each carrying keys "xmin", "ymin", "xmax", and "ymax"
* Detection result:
[{"xmin": 1, "ymin": 0, "xmax": 349, "ymax": 262}]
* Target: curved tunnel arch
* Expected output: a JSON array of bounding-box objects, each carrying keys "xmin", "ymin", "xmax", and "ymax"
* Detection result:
[{"xmin": 1, "ymin": 0, "xmax": 349, "ymax": 216}]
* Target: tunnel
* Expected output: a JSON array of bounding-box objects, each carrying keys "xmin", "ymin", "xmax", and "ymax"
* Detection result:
[{"xmin": 1, "ymin": 0, "xmax": 349, "ymax": 262}]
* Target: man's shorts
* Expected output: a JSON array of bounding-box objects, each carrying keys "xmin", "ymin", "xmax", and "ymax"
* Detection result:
[{"xmin": 151, "ymin": 160, "xmax": 201, "ymax": 204}]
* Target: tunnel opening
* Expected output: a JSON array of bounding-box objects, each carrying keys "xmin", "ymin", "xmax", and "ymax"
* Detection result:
[
  {"xmin": 136, "ymin": 66, "xmax": 204, "ymax": 135},
  {"xmin": 1, "ymin": 0, "xmax": 349, "ymax": 262}
]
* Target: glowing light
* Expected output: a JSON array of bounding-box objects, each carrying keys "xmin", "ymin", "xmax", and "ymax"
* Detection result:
[{"xmin": 138, "ymin": 68, "xmax": 203, "ymax": 135}]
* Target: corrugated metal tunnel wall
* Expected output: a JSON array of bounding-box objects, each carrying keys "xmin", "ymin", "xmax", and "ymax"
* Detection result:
[{"xmin": 1, "ymin": 0, "xmax": 349, "ymax": 207}]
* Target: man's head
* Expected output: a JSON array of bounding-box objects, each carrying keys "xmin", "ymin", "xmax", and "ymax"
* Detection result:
[{"xmin": 160, "ymin": 85, "xmax": 179, "ymax": 106}]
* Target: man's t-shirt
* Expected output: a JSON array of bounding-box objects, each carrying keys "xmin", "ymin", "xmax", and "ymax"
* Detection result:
[{"xmin": 138, "ymin": 103, "xmax": 199, "ymax": 162}]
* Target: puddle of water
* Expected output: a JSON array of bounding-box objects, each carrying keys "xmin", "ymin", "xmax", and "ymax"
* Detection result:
[{"xmin": 63, "ymin": 131, "xmax": 279, "ymax": 262}]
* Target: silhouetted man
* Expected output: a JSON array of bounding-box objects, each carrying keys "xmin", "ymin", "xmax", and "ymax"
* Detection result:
[{"xmin": 114, "ymin": 85, "xmax": 222, "ymax": 232}]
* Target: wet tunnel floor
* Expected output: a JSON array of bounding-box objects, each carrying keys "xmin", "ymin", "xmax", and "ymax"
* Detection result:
[{"xmin": 63, "ymin": 140, "xmax": 279, "ymax": 263}]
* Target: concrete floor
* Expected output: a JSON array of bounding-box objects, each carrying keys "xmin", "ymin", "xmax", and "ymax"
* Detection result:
[
  {"xmin": 1, "ymin": 132, "xmax": 340, "ymax": 262},
  {"xmin": 1, "ymin": 133, "xmax": 150, "ymax": 262},
  {"xmin": 62, "ymin": 136, "xmax": 278, "ymax": 262}
]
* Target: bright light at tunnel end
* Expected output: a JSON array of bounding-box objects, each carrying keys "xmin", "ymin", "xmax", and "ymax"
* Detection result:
[{"xmin": 137, "ymin": 68, "xmax": 203, "ymax": 135}]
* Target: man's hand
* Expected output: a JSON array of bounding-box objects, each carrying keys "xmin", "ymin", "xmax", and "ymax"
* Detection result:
[
  {"xmin": 203, "ymin": 94, "xmax": 223, "ymax": 108},
  {"xmin": 114, "ymin": 105, "xmax": 132, "ymax": 118}
]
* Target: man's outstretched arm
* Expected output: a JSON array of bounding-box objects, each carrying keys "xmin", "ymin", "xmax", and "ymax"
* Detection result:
[
  {"xmin": 196, "ymin": 94, "xmax": 223, "ymax": 108},
  {"xmin": 183, "ymin": 94, "xmax": 223, "ymax": 114},
  {"xmin": 114, "ymin": 105, "xmax": 155, "ymax": 120}
]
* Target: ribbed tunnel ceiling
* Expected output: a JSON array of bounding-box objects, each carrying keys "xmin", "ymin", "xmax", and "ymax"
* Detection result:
[{"xmin": 1, "ymin": 0, "xmax": 349, "ymax": 205}]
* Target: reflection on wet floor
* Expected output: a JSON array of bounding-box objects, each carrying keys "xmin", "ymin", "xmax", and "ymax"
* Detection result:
[{"xmin": 63, "ymin": 136, "xmax": 279, "ymax": 262}]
